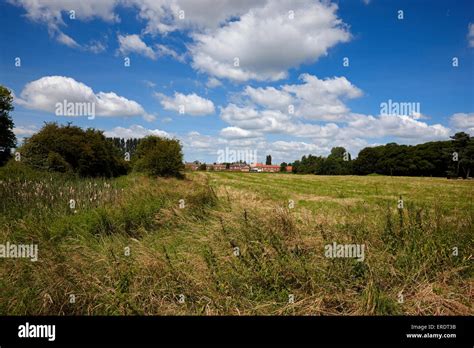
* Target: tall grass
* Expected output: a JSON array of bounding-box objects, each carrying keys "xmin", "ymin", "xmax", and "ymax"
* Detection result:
[{"xmin": 0, "ymin": 165, "xmax": 472, "ymax": 315}]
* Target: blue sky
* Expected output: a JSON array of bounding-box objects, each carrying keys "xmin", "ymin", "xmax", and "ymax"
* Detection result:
[{"xmin": 0, "ymin": 0, "xmax": 473, "ymax": 163}]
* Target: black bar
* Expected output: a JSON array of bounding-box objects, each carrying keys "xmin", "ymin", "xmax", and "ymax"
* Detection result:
[{"xmin": 0, "ymin": 316, "xmax": 472, "ymax": 346}]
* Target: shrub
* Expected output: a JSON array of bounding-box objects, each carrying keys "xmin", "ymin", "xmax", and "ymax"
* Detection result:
[
  {"xmin": 133, "ymin": 136, "xmax": 184, "ymax": 178},
  {"xmin": 19, "ymin": 123, "xmax": 127, "ymax": 177}
]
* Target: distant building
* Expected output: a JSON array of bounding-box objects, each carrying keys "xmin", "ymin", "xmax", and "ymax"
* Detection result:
[
  {"xmin": 208, "ymin": 164, "xmax": 226, "ymax": 171},
  {"xmin": 250, "ymin": 163, "xmax": 280, "ymax": 173},
  {"xmin": 185, "ymin": 162, "xmax": 199, "ymax": 171},
  {"xmin": 187, "ymin": 161, "xmax": 288, "ymax": 173},
  {"xmin": 229, "ymin": 163, "xmax": 250, "ymax": 172}
]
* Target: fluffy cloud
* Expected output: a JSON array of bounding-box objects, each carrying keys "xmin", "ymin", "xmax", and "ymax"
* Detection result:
[
  {"xmin": 206, "ymin": 77, "xmax": 222, "ymax": 88},
  {"xmin": 8, "ymin": 0, "xmax": 118, "ymax": 50},
  {"xmin": 219, "ymin": 127, "xmax": 262, "ymax": 139},
  {"xmin": 243, "ymin": 86, "xmax": 293, "ymax": 110},
  {"xmin": 10, "ymin": 0, "xmax": 261, "ymax": 33},
  {"xmin": 104, "ymin": 125, "xmax": 171, "ymax": 138},
  {"xmin": 190, "ymin": 0, "xmax": 350, "ymax": 81},
  {"xmin": 118, "ymin": 34, "xmax": 156, "ymax": 59},
  {"xmin": 17, "ymin": 76, "xmax": 149, "ymax": 118},
  {"xmin": 10, "ymin": 0, "xmax": 349, "ymax": 82},
  {"xmin": 244, "ymin": 74, "xmax": 362, "ymax": 121},
  {"xmin": 341, "ymin": 114, "xmax": 450, "ymax": 141},
  {"xmin": 220, "ymin": 104, "xmax": 292, "ymax": 133},
  {"xmin": 450, "ymin": 112, "xmax": 474, "ymax": 133},
  {"xmin": 155, "ymin": 92, "xmax": 215, "ymax": 116},
  {"xmin": 155, "ymin": 44, "xmax": 185, "ymax": 62},
  {"xmin": 117, "ymin": 34, "xmax": 185, "ymax": 61},
  {"xmin": 219, "ymin": 72, "xmax": 448, "ymax": 144},
  {"xmin": 9, "ymin": 0, "xmax": 262, "ymax": 49},
  {"xmin": 219, "ymin": 103, "xmax": 450, "ymax": 143},
  {"xmin": 8, "ymin": 0, "xmax": 119, "ymax": 25},
  {"xmin": 126, "ymin": 0, "xmax": 265, "ymax": 35}
]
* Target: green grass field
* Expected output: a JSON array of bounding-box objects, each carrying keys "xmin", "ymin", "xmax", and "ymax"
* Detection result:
[{"xmin": 1, "ymin": 165, "xmax": 472, "ymax": 315}]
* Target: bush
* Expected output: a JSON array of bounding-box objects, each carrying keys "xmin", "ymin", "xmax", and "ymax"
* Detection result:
[
  {"xmin": 0, "ymin": 85, "xmax": 17, "ymax": 166},
  {"xmin": 134, "ymin": 136, "xmax": 184, "ymax": 178},
  {"xmin": 19, "ymin": 123, "xmax": 128, "ymax": 177}
]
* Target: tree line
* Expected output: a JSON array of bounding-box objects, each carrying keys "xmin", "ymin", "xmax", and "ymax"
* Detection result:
[{"xmin": 291, "ymin": 133, "xmax": 474, "ymax": 178}]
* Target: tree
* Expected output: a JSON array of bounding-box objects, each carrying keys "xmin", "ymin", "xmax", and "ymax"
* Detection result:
[
  {"xmin": 134, "ymin": 136, "xmax": 184, "ymax": 178},
  {"xmin": 322, "ymin": 147, "xmax": 352, "ymax": 175},
  {"xmin": 450, "ymin": 132, "xmax": 474, "ymax": 178},
  {"xmin": 20, "ymin": 123, "xmax": 127, "ymax": 177},
  {"xmin": 280, "ymin": 162, "xmax": 288, "ymax": 172},
  {"xmin": 266, "ymin": 155, "xmax": 272, "ymax": 165},
  {"xmin": 0, "ymin": 86, "xmax": 17, "ymax": 166}
]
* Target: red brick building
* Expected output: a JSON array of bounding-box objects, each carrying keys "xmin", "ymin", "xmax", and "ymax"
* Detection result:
[
  {"xmin": 208, "ymin": 164, "xmax": 226, "ymax": 171},
  {"xmin": 229, "ymin": 164, "xmax": 250, "ymax": 172},
  {"xmin": 251, "ymin": 163, "xmax": 280, "ymax": 173}
]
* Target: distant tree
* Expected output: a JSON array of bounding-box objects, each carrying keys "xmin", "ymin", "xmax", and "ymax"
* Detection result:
[
  {"xmin": 328, "ymin": 147, "xmax": 346, "ymax": 159},
  {"xmin": 290, "ymin": 134, "xmax": 471, "ymax": 177},
  {"xmin": 266, "ymin": 155, "xmax": 272, "ymax": 165},
  {"xmin": 292, "ymin": 154, "xmax": 325, "ymax": 174},
  {"xmin": 199, "ymin": 163, "xmax": 207, "ymax": 171},
  {"xmin": 280, "ymin": 162, "xmax": 288, "ymax": 172},
  {"xmin": 134, "ymin": 136, "xmax": 184, "ymax": 178},
  {"xmin": 108, "ymin": 137, "xmax": 141, "ymax": 158},
  {"xmin": 20, "ymin": 123, "xmax": 127, "ymax": 177},
  {"xmin": 353, "ymin": 147, "xmax": 380, "ymax": 175},
  {"xmin": 321, "ymin": 147, "xmax": 352, "ymax": 175},
  {"xmin": 0, "ymin": 86, "xmax": 16, "ymax": 166},
  {"xmin": 450, "ymin": 132, "xmax": 474, "ymax": 178}
]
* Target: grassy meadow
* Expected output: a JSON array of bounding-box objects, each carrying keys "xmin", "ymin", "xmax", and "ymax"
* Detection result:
[{"xmin": 0, "ymin": 163, "xmax": 472, "ymax": 315}]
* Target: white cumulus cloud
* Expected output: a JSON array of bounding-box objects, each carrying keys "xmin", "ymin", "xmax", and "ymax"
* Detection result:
[
  {"xmin": 155, "ymin": 92, "xmax": 215, "ymax": 116},
  {"xmin": 17, "ymin": 76, "xmax": 148, "ymax": 118},
  {"xmin": 104, "ymin": 125, "xmax": 171, "ymax": 139},
  {"xmin": 117, "ymin": 34, "xmax": 156, "ymax": 59},
  {"xmin": 190, "ymin": 0, "xmax": 350, "ymax": 81},
  {"xmin": 450, "ymin": 112, "xmax": 474, "ymax": 133}
]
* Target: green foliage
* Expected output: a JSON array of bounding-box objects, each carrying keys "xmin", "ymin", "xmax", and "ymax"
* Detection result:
[
  {"xmin": 292, "ymin": 147, "xmax": 352, "ymax": 175},
  {"xmin": 353, "ymin": 135, "xmax": 474, "ymax": 177},
  {"xmin": 265, "ymin": 154, "xmax": 272, "ymax": 165},
  {"xmin": 107, "ymin": 137, "xmax": 141, "ymax": 157},
  {"xmin": 292, "ymin": 134, "xmax": 474, "ymax": 177},
  {"xmin": 19, "ymin": 123, "xmax": 127, "ymax": 177},
  {"xmin": 134, "ymin": 135, "xmax": 184, "ymax": 178},
  {"xmin": 450, "ymin": 132, "xmax": 474, "ymax": 178},
  {"xmin": 0, "ymin": 85, "xmax": 17, "ymax": 166}
]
